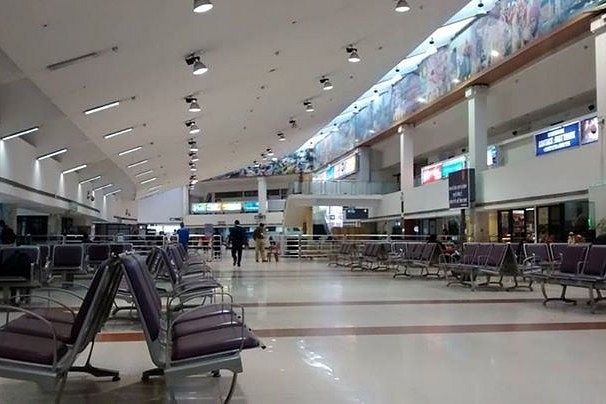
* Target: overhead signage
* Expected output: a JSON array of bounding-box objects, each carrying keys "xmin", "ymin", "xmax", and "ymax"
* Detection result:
[
  {"xmin": 448, "ymin": 168, "xmax": 475, "ymax": 209},
  {"xmin": 421, "ymin": 163, "xmax": 442, "ymax": 184},
  {"xmin": 221, "ymin": 202, "xmax": 242, "ymax": 212},
  {"xmin": 314, "ymin": 153, "xmax": 358, "ymax": 181},
  {"xmin": 535, "ymin": 122, "xmax": 580, "ymax": 156},
  {"xmin": 191, "ymin": 203, "xmax": 206, "ymax": 214},
  {"xmin": 441, "ymin": 156, "xmax": 467, "ymax": 179},
  {"xmin": 243, "ymin": 201, "xmax": 259, "ymax": 212},
  {"xmin": 205, "ymin": 203, "xmax": 222, "ymax": 213}
]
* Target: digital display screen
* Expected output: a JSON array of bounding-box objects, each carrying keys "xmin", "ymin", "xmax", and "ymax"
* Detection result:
[
  {"xmin": 441, "ymin": 156, "xmax": 466, "ymax": 178},
  {"xmin": 221, "ymin": 202, "xmax": 242, "ymax": 212},
  {"xmin": 487, "ymin": 145, "xmax": 500, "ymax": 166},
  {"xmin": 243, "ymin": 201, "xmax": 259, "ymax": 212},
  {"xmin": 191, "ymin": 203, "xmax": 206, "ymax": 214},
  {"xmin": 535, "ymin": 122, "xmax": 580, "ymax": 156},
  {"xmin": 421, "ymin": 163, "xmax": 442, "ymax": 184},
  {"xmin": 344, "ymin": 207, "xmax": 369, "ymax": 220},
  {"xmin": 580, "ymin": 116, "xmax": 599, "ymax": 145},
  {"xmin": 205, "ymin": 203, "xmax": 222, "ymax": 212}
]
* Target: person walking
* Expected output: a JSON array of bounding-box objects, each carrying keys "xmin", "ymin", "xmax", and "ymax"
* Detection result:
[
  {"xmin": 253, "ymin": 223, "xmax": 266, "ymax": 262},
  {"xmin": 228, "ymin": 220, "xmax": 247, "ymax": 267},
  {"xmin": 176, "ymin": 222, "xmax": 190, "ymax": 251}
]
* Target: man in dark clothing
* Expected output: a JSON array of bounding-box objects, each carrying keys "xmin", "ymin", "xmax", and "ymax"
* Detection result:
[
  {"xmin": 0, "ymin": 220, "xmax": 16, "ymax": 245},
  {"xmin": 228, "ymin": 220, "xmax": 247, "ymax": 267}
]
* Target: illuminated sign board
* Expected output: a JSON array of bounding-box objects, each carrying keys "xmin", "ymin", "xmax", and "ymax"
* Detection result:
[
  {"xmin": 205, "ymin": 203, "xmax": 222, "ymax": 213},
  {"xmin": 243, "ymin": 201, "xmax": 259, "ymax": 212},
  {"xmin": 221, "ymin": 202, "xmax": 242, "ymax": 212},
  {"xmin": 535, "ymin": 122, "xmax": 580, "ymax": 156},
  {"xmin": 421, "ymin": 163, "xmax": 443, "ymax": 184},
  {"xmin": 191, "ymin": 203, "xmax": 206, "ymax": 214},
  {"xmin": 441, "ymin": 156, "xmax": 466, "ymax": 178}
]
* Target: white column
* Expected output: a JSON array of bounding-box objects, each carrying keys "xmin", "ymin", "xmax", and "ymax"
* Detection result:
[
  {"xmin": 257, "ymin": 177, "xmax": 268, "ymax": 216},
  {"xmin": 465, "ymin": 85, "xmax": 489, "ymax": 173},
  {"xmin": 399, "ymin": 125, "xmax": 415, "ymax": 191},
  {"xmin": 590, "ymin": 15, "xmax": 606, "ymax": 234}
]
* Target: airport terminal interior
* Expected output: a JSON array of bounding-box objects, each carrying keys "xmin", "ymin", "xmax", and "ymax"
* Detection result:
[{"xmin": 2, "ymin": 0, "xmax": 606, "ymax": 402}]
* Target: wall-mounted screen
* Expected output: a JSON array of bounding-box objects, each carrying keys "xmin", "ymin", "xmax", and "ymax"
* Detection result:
[
  {"xmin": 243, "ymin": 201, "xmax": 259, "ymax": 212},
  {"xmin": 334, "ymin": 154, "xmax": 357, "ymax": 179},
  {"xmin": 221, "ymin": 202, "xmax": 242, "ymax": 212},
  {"xmin": 344, "ymin": 207, "xmax": 369, "ymax": 220},
  {"xmin": 535, "ymin": 122, "xmax": 580, "ymax": 156},
  {"xmin": 191, "ymin": 203, "xmax": 207, "ymax": 214},
  {"xmin": 442, "ymin": 156, "xmax": 467, "ymax": 178},
  {"xmin": 205, "ymin": 203, "xmax": 222, "ymax": 213},
  {"xmin": 421, "ymin": 163, "xmax": 442, "ymax": 184},
  {"xmin": 487, "ymin": 145, "xmax": 500, "ymax": 166},
  {"xmin": 580, "ymin": 116, "xmax": 599, "ymax": 145}
]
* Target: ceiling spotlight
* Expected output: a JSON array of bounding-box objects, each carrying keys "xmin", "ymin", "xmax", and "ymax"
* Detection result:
[
  {"xmin": 188, "ymin": 140, "xmax": 199, "ymax": 152},
  {"xmin": 277, "ymin": 133, "xmax": 286, "ymax": 141},
  {"xmin": 190, "ymin": 166, "xmax": 198, "ymax": 172},
  {"xmin": 346, "ymin": 47, "xmax": 361, "ymax": 63},
  {"xmin": 395, "ymin": 0, "xmax": 411, "ymax": 12},
  {"xmin": 304, "ymin": 101, "xmax": 314, "ymax": 112},
  {"xmin": 289, "ymin": 119, "xmax": 298, "ymax": 129},
  {"xmin": 185, "ymin": 53, "xmax": 208, "ymax": 76},
  {"xmin": 253, "ymin": 160, "xmax": 260, "ymax": 167},
  {"xmin": 185, "ymin": 97, "xmax": 201, "ymax": 112},
  {"xmin": 186, "ymin": 121, "xmax": 201, "ymax": 135},
  {"xmin": 427, "ymin": 38, "xmax": 438, "ymax": 55},
  {"xmin": 261, "ymin": 153, "xmax": 267, "ymax": 161},
  {"xmin": 62, "ymin": 164, "xmax": 87, "ymax": 175},
  {"xmin": 320, "ymin": 77, "xmax": 333, "ymax": 91},
  {"xmin": 267, "ymin": 148, "xmax": 274, "ymax": 157},
  {"xmin": 193, "ymin": 0, "xmax": 214, "ymax": 13}
]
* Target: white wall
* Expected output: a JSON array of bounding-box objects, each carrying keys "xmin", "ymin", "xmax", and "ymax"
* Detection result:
[
  {"xmin": 0, "ymin": 136, "xmax": 112, "ymax": 221},
  {"xmin": 137, "ymin": 187, "xmax": 186, "ymax": 223}
]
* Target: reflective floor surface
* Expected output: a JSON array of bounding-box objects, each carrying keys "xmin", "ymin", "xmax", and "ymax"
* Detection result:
[{"xmin": 2, "ymin": 250, "xmax": 606, "ymax": 403}]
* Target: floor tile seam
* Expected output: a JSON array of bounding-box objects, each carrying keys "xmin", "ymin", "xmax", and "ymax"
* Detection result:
[
  {"xmin": 236, "ymin": 298, "xmax": 546, "ymax": 307},
  {"xmin": 95, "ymin": 321, "xmax": 606, "ymax": 342}
]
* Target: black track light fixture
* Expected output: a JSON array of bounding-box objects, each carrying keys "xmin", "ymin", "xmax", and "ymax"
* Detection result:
[
  {"xmin": 185, "ymin": 53, "xmax": 208, "ymax": 75},
  {"xmin": 320, "ymin": 77, "xmax": 333, "ymax": 91},
  {"xmin": 185, "ymin": 96, "xmax": 201, "ymax": 112},
  {"xmin": 346, "ymin": 46, "xmax": 361, "ymax": 63}
]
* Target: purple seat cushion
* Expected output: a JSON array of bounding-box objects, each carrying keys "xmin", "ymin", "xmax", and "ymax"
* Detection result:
[
  {"xmin": 172, "ymin": 326, "xmax": 260, "ymax": 361},
  {"xmin": 29, "ymin": 308, "xmax": 75, "ymax": 324},
  {"xmin": 172, "ymin": 313, "xmax": 242, "ymax": 338},
  {"xmin": 173, "ymin": 304, "xmax": 235, "ymax": 324},
  {"xmin": 5, "ymin": 317, "xmax": 73, "ymax": 343},
  {"xmin": 0, "ymin": 331, "xmax": 67, "ymax": 365}
]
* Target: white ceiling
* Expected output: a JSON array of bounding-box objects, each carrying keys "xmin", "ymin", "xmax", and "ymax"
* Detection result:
[{"xmin": 0, "ymin": 0, "xmax": 468, "ymax": 198}]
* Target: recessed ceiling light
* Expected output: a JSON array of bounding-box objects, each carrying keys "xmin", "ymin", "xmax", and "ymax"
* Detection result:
[
  {"xmin": 140, "ymin": 177, "xmax": 158, "ymax": 185},
  {"xmin": 84, "ymin": 100, "xmax": 120, "ymax": 115},
  {"xmin": 79, "ymin": 175, "xmax": 101, "ymax": 185},
  {"xmin": 104, "ymin": 127, "xmax": 134, "ymax": 140},
  {"xmin": 395, "ymin": 0, "xmax": 411, "ymax": 12},
  {"xmin": 36, "ymin": 148, "xmax": 67, "ymax": 161},
  {"xmin": 128, "ymin": 159, "xmax": 149, "ymax": 168},
  {"xmin": 118, "ymin": 146, "xmax": 142, "ymax": 156},
  {"xmin": 62, "ymin": 164, "xmax": 87, "ymax": 175},
  {"xmin": 135, "ymin": 170, "xmax": 154, "ymax": 178},
  {"xmin": 193, "ymin": 0, "xmax": 213, "ymax": 13},
  {"xmin": 1, "ymin": 126, "xmax": 40, "ymax": 141},
  {"xmin": 93, "ymin": 183, "xmax": 113, "ymax": 192}
]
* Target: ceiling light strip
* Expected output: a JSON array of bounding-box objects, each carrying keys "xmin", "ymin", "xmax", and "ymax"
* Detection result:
[
  {"xmin": 127, "ymin": 159, "xmax": 149, "ymax": 168},
  {"xmin": 135, "ymin": 170, "xmax": 154, "ymax": 178},
  {"xmin": 79, "ymin": 175, "xmax": 101, "ymax": 185},
  {"xmin": 105, "ymin": 189, "xmax": 122, "ymax": 197},
  {"xmin": 62, "ymin": 164, "xmax": 87, "ymax": 175},
  {"xmin": 93, "ymin": 184, "xmax": 113, "ymax": 192},
  {"xmin": 2, "ymin": 126, "xmax": 40, "ymax": 141},
  {"xmin": 118, "ymin": 146, "xmax": 142, "ymax": 156},
  {"xmin": 84, "ymin": 101, "xmax": 120, "ymax": 115},
  {"xmin": 36, "ymin": 148, "xmax": 68, "ymax": 161},
  {"xmin": 140, "ymin": 177, "xmax": 158, "ymax": 185},
  {"xmin": 104, "ymin": 127, "xmax": 134, "ymax": 139}
]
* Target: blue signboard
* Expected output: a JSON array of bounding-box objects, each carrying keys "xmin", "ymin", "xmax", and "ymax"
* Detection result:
[
  {"xmin": 441, "ymin": 156, "xmax": 466, "ymax": 179},
  {"xmin": 535, "ymin": 122, "xmax": 580, "ymax": 156},
  {"xmin": 243, "ymin": 201, "xmax": 259, "ymax": 213}
]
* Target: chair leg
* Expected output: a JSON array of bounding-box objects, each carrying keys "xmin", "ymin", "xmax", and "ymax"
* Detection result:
[
  {"xmin": 142, "ymin": 367, "xmax": 164, "ymax": 381},
  {"xmin": 543, "ymin": 285, "xmax": 576, "ymax": 305},
  {"xmin": 223, "ymin": 371, "xmax": 238, "ymax": 404},
  {"xmin": 70, "ymin": 340, "xmax": 120, "ymax": 381},
  {"xmin": 54, "ymin": 374, "xmax": 68, "ymax": 404}
]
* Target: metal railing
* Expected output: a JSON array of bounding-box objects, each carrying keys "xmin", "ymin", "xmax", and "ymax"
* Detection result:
[{"xmin": 291, "ymin": 180, "xmax": 398, "ymax": 196}]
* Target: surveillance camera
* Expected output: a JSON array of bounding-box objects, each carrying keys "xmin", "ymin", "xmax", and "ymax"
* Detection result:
[
  {"xmin": 512, "ymin": 130, "xmax": 518, "ymax": 136},
  {"xmin": 461, "ymin": 148, "xmax": 467, "ymax": 153},
  {"xmin": 588, "ymin": 104, "xmax": 595, "ymax": 111},
  {"xmin": 90, "ymin": 195, "xmax": 95, "ymax": 202}
]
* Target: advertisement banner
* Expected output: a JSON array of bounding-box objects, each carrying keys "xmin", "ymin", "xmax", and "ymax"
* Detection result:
[
  {"xmin": 535, "ymin": 122, "xmax": 580, "ymax": 156},
  {"xmin": 448, "ymin": 168, "xmax": 476, "ymax": 209}
]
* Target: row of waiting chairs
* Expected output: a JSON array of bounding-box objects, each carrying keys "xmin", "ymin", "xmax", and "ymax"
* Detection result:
[
  {"xmin": 329, "ymin": 242, "xmax": 392, "ymax": 271},
  {"xmin": 0, "ymin": 249, "xmax": 264, "ymax": 403}
]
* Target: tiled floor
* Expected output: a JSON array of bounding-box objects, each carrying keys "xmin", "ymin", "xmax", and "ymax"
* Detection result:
[{"xmin": 2, "ymin": 250, "xmax": 606, "ymax": 403}]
